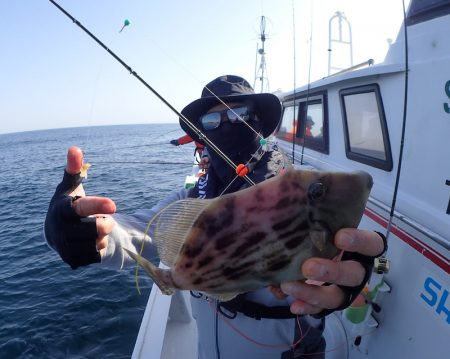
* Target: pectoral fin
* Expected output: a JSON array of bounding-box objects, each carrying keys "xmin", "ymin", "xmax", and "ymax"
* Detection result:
[{"xmin": 310, "ymin": 230, "xmax": 328, "ymax": 251}]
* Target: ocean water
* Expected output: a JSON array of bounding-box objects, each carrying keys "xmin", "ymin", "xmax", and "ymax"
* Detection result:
[{"xmin": 0, "ymin": 124, "xmax": 193, "ymax": 358}]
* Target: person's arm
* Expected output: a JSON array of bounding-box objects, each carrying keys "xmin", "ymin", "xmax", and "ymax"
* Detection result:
[
  {"xmin": 100, "ymin": 188, "xmax": 189, "ymax": 269},
  {"xmin": 44, "ymin": 146, "xmax": 189, "ymax": 270}
]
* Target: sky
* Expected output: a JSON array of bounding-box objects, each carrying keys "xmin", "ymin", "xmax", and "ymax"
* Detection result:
[{"xmin": 0, "ymin": 0, "xmax": 409, "ymax": 134}]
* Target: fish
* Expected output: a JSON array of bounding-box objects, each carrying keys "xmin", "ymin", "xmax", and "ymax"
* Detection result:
[{"xmin": 123, "ymin": 169, "xmax": 373, "ymax": 301}]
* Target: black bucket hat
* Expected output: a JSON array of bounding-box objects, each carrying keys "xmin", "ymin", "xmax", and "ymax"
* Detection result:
[{"xmin": 179, "ymin": 75, "xmax": 282, "ymax": 145}]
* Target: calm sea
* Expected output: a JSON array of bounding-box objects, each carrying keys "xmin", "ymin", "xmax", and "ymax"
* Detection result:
[{"xmin": 0, "ymin": 124, "xmax": 193, "ymax": 358}]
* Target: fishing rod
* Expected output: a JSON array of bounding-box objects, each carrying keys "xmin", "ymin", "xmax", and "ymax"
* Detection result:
[
  {"xmin": 48, "ymin": 0, "xmax": 255, "ymax": 186},
  {"xmin": 385, "ymin": 0, "xmax": 410, "ymax": 240}
]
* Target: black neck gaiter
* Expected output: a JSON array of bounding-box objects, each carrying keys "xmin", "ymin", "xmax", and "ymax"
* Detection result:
[{"xmin": 206, "ymin": 120, "xmax": 261, "ymax": 187}]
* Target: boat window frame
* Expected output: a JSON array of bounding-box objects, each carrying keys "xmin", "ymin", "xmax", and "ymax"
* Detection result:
[
  {"xmin": 406, "ymin": 0, "xmax": 450, "ymax": 26},
  {"xmin": 340, "ymin": 84, "xmax": 393, "ymax": 171},
  {"xmin": 277, "ymin": 91, "xmax": 329, "ymax": 154}
]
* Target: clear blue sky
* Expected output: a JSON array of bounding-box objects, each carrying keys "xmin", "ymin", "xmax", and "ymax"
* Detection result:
[{"xmin": 0, "ymin": 0, "xmax": 408, "ymax": 134}]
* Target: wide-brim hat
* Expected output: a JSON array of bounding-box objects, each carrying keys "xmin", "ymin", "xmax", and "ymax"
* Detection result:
[{"xmin": 179, "ymin": 75, "xmax": 282, "ymax": 145}]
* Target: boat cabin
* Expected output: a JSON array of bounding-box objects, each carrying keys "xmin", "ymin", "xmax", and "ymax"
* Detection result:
[{"xmin": 272, "ymin": 0, "xmax": 450, "ymax": 356}]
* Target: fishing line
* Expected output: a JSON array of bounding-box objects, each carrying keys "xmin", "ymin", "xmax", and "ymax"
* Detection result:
[
  {"xmin": 200, "ymin": 85, "xmax": 266, "ymax": 142},
  {"xmin": 88, "ymin": 160, "xmax": 194, "ymax": 165},
  {"xmin": 297, "ymin": 326, "xmax": 378, "ymax": 357},
  {"xmin": 291, "ymin": 0, "xmax": 297, "ymax": 164},
  {"xmin": 217, "ymin": 143, "xmax": 265, "ymax": 196},
  {"xmin": 300, "ymin": 0, "xmax": 314, "ymax": 166},
  {"xmin": 385, "ymin": 0, "xmax": 409, "ymax": 241},
  {"xmin": 210, "ymin": 300, "xmax": 312, "ymax": 350},
  {"xmin": 294, "ymin": 151, "xmax": 349, "ymax": 172},
  {"xmin": 83, "ymin": 30, "xmax": 125, "ymax": 156},
  {"xmin": 118, "ymin": 7, "xmax": 265, "ymax": 141},
  {"xmin": 49, "ymin": 0, "xmax": 255, "ymax": 187},
  {"xmin": 136, "ymin": 26, "xmax": 260, "ymax": 139},
  {"xmin": 134, "ymin": 212, "xmax": 155, "ymax": 294}
]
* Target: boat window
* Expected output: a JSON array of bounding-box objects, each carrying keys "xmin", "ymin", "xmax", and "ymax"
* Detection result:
[
  {"xmin": 340, "ymin": 84, "xmax": 393, "ymax": 171},
  {"xmin": 305, "ymin": 103, "xmax": 324, "ymax": 139},
  {"xmin": 276, "ymin": 92, "xmax": 329, "ymax": 154},
  {"xmin": 275, "ymin": 104, "xmax": 302, "ymax": 145},
  {"xmin": 300, "ymin": 99, "xmax": 328, "ymax": 153},
  {"xmin": 406, "ymin": 0, "xmax": 450, "ymax": 25}
]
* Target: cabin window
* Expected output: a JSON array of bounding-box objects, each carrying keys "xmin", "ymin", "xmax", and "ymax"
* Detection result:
[
  {"xmin": 276, "ymin": 104, "xmax": 302, "ymax": 144},
  {"xmin": 340, "ymin": 84, "xmax": 393, "ymax": 171},
  {"xmin": 305, "ymin": 103, "xmax": 324, "ymax": 139},
  {"xmin": 276, "ymin": 92, "xmax": 329, "ymax": 154}
]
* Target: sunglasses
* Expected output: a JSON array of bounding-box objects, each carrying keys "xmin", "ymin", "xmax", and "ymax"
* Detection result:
[{"xmin": 200, "ymin": 106, "xmax": 254, "ymax": 131}]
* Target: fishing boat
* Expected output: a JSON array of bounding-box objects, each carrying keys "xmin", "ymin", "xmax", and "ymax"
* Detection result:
[{"xmin": 131, "ymin": 1, "xmax": 450, "ymax": 358}]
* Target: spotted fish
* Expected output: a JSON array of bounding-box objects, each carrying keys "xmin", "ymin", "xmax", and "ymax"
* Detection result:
[{"xmin": 124, "ymin": 169, "xmax": 373, "ymax": 301}]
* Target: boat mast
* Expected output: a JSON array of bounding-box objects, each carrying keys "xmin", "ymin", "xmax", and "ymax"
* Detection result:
[{"xmin": 254, "ymin": 16, "xmax": 269, "ymax": 93}]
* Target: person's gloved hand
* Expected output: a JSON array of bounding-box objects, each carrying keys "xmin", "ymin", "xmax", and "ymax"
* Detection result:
[
  {"xmin": 170, "ymin": 139, "xmax": 180, "ymax": 146},
  {"xmin": 278, "ymin": 229, "xmax": 387, "ymax": 316},
  {"xmin": 45, "ymin": 147, "xmax": 116, "ymax": 269}
]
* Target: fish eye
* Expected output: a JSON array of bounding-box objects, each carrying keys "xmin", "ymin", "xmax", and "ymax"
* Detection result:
[{"xmin": 308, "ymin": 182, "xmax": 325, "ymax": 201}]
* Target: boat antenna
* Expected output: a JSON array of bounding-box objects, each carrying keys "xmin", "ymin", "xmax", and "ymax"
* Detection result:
[
  {"xmin": 48, "ymin": 0, "xmax": 255, "ymax": 186},
  {"xmin": 253, "ymin": 16, "xmax": 269, "ymax": 93}
]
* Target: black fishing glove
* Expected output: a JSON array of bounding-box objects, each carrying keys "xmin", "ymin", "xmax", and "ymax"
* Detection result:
[
  {"xmin": 313, "ymin": 231, "xmax": 388, "ymax": 318},
  {"xmin": 44, "ymin": 170, "xmax": 100, "ymax": 269},
  {"xmin": 170, "ymin": 139, "xmax": 180, "ymax": 146}
]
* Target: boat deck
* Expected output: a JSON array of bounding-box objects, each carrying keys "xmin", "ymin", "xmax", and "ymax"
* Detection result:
[{"xmin": 132, "ymin": 286, "xmax": 198, "ymax": 359}]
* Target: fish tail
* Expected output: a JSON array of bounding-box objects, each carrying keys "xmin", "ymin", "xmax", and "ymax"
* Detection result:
[{"xmin": 123, "ymin": 248, "xmax": 175, "ymax": 296}]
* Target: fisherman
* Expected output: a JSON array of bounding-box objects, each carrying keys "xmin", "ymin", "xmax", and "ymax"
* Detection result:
[{"xmin": 45, "ymin": 75, "xmax": 386, "ymax": 358}]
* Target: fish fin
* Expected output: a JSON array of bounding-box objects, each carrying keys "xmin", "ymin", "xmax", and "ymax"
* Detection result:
[
  {"xmin": 310, "ymin": 230, "xmax": 339, "ymax": 257},
  {"xmin": 310, "ymin": 230, "xmax": 328, "ymax": 252},
  {"xmin": 123, "ymin": 248, "xmax": 175, "ymax": 296},
  {"xmin": 151, "ymin": 199, "xmax": 210, "ymax": 267}
]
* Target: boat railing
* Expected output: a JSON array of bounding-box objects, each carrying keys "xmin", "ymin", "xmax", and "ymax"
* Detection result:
[
  {"xmin": 326, "ymin": 59, "xmax": 375, "ymax": 78},
  {"xmin": 368, "ymin": 196, "xmax": 450, "ymax": 251}
]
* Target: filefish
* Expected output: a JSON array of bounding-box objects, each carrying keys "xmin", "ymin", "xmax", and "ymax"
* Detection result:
[{"xmin": 124, "ymin": 169, "xmax": 373, "ymax": 301}]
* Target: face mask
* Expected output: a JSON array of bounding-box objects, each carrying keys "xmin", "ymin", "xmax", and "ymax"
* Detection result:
[
  {"xmin": 210, "ymin": 120, "xmax": 259, "ymax": 154},
  {"xmin": 206, "ymin": 120, "xmax": 262, "ymax": 183}
]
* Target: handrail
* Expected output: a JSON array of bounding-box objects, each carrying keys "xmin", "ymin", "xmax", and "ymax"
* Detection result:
[
  {"xmin": 327, "ymin": 59, "xmax": 375, "ymax": 77},
  {"xmin": 368, "ymin": 196, "xmax": 450, "ymax": 251}
]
